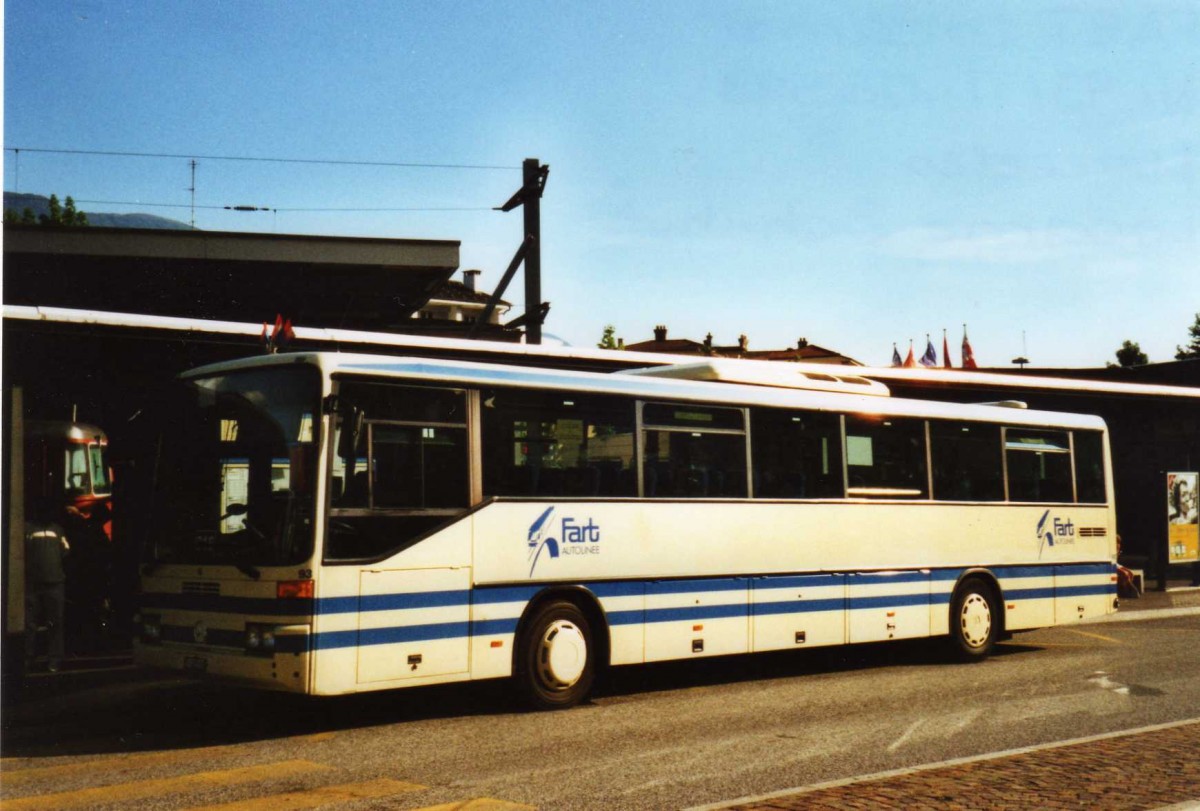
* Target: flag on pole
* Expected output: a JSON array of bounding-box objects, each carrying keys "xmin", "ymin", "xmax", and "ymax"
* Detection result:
[
  {"xmin": 891, "ymin": 343, "xmax": 902, "ymax": 367},
  {"xmin": 942, "ymin": 330, "xmax": 952, "ymax": 369},
  {"xmin": 902, "ymin": 340, "xmax": 916, "ymax": 368},
  {"xmin": 919, "ymin": 334, "xmax": 937, "ymax": 367},
  {"xmin": 962, "ymin": 325, "xmax": 978, "ymax": 370}
]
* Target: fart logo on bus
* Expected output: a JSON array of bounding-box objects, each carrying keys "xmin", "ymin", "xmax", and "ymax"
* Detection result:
[
  {"xmin": 1036, "ymin": 509, "xmax": 1076, "ymax": 558},
  {"xmin": 526, "ymin": 507, "xmax": 601, "ymax": 576}
]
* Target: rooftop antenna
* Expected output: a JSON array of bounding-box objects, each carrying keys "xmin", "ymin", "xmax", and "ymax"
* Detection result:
[
  {"xmin": 1012, "ymin": 330, "xmax": 1029, "ymax": 369},
  {"xmin": 188, "ymin": 159, "xmax": 197, "ymax": 230}
]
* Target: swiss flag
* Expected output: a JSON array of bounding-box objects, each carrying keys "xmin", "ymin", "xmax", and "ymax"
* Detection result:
[{"xmin": 962, "ymin": 327, "xmax": 978, "ymax": 370}]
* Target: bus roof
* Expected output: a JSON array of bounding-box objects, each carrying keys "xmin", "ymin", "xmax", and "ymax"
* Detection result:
[{"xmin": 187, "ymin": 351, "xmax": 1111, "ymax": 431}]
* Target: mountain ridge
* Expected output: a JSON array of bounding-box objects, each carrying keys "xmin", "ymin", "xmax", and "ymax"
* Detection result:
[{"xmin": 4, "ymin": 192, "xmax": 192, "ymax": 230}]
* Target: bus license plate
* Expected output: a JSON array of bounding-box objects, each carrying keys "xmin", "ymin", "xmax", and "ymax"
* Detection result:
[{"xmin": 183, "ymin": 656, "xmax": 208, "ymax": 673}]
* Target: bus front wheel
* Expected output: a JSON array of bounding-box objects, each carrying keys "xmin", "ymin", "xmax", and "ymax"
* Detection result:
[
  {"xmin": 950, "ymin": 579, "xmax": 999, "ymax": 660},
  {"xmin": 516, "ymin": 600, "xmax": 595, "ymax": 710}
]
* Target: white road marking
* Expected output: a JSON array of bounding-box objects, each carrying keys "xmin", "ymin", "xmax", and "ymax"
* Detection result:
[
  {"xmin": 1088, "ymin": 671, "xmax": 1130, "ymax": 696},
  {"xmin": 886, "ymin": 718, "xmax": 925, "ymax": 752}
]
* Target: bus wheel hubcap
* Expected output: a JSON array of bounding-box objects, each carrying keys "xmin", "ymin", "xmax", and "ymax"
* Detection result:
[
  {"xmin": 539, "ymin": 620, "xmax": 587, "ymax": 688},
  {"xmin": 960, "ymin": 593, "xmax": 992, "ymax": 648}
]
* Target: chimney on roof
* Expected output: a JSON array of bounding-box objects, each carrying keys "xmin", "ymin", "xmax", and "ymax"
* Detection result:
[
  {"xmin": 463, "ymin": 269, "xmax": 481, "ymax": 292},
  {"xmin": 654, "ymin": 325, "xmax": 668, "ymax": 342},
  {"xmin": 738, "ymin": 334, "xmax": 748, "ymax": 351},
  {"xmin": 704, "ymin": 332, "xmax": 713, "ymax": 348},
  {"xmin": 797, "ymin": 337, "xmax": 808, "ymax": 349}
]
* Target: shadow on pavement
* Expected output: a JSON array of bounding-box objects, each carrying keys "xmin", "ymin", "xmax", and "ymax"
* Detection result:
[{"xmin": 3, "ymin": 636, "xmax": 991, "ymax": 759}]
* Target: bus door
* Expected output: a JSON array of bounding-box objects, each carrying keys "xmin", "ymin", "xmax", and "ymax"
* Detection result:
[
  {"xmin": 357, "ymin": 567, "xmax": 470, "ymax": 683},
  {"xmin": 326, "ymin": 381, "xmax": 476, "ymax": 684}
]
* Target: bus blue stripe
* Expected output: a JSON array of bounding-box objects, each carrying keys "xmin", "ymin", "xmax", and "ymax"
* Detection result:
[
  {"xmin": 753, "ymin": 598, "xmax": 845, "ymax": 615},
  {"xmin": 1005, "ymin": 584, "xmax": 1116, "ymax": 601},
  {"xmin": 994, "ymin": 566, "xmax": 1053, "ymax": 580},
  {"xmin": 644, "ymin": 603, "xmax": 749, "ymax": 622},
  {"xmin": 1005, "ymin": 587, "xmax": 1056, "ymax": 601},
  {"xmin": 588, "ymin": 581, "xmax": 648, "ymax": 598},
  {"xmin": 312, "ymin": 621, "xmax": 473, "ymax": 651},
  {"xmin": 205, "ymin": 586, "xmax": 1118, "ymax": 653},
  {"xmin": 472, "ymin": 585, "xmax": 543, "ymax": 604},
  {"xmin": 472, "ymin": 618, "xmax": 520, "ymax": 636},
  {"xmin": 314, "ymin": 590, "xmax": 472, "ymax": 614},
  {"xmin": 646, "ymin": 578, "xmax": 749, "ymax": 595},
  {"xmin": 849, "ymin": 593, "xmax": 931, "ymax": 609},
  {"xmin": 146, "ymin": 563, "xmax": 1116, "ymax": 654},
  {"xmin": 1055, "ymin": 583, "xmax": 1117, "ymax": 598},
  {"xmin": 1056, "ymin": 563, "xmax": 1108, "ymax": 575}
]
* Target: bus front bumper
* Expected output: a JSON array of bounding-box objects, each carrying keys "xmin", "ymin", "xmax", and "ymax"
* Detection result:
[{"xmin": 134, "ymin": 640, "xmax": 311, "ymax": 693}]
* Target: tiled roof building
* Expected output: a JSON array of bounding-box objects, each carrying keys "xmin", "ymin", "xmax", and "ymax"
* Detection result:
[{"xmin": 625, "ymin": 325, "xmax": 860, "ymax": 365}]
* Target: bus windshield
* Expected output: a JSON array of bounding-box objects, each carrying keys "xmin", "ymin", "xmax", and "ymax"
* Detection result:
[{"xmin": 147, "ymin": 366, "xmax": 320, "ymax": 567}]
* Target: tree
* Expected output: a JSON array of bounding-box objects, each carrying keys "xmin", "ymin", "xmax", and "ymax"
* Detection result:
[
  {"xmin": 39, "ymin": 194, "xmax": 89, "ymax": 227},
  {"xmin": 597, "ymin": 324, "xmax": 621, "ymax": 350},
  {"xmin": 3, "ymin": 207, "xmax": 37, "ymax": 224},
  {"xmin": 1110, "ymin": 340, "xmax": 1148, "ymax": 368},
  {"xmin": 1176, "ymin": 312, "xmax": 1200, "ymax": 361}
]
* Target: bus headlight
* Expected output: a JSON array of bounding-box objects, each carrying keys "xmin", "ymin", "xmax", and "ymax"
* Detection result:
[
  {"xmin": 245, "ymin": 623, "xmax": 278, "ymax": 656},
  {"xmin": 140, "ymin": 614, "xmax": 162, "ymax": 645}
]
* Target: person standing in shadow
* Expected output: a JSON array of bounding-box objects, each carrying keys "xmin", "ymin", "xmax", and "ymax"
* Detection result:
[{"xmin": 25, "ymin": 501, "xmax": 70, "ymax": 673}]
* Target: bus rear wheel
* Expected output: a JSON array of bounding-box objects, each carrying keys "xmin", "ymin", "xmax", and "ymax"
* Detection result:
[
  {"xmin": 950, "ymin": 579, "xmax": 999, "ymax": 660},
  {"xmin": 516, "ymin": 600, "xmax": 595, "ymax": 710}
]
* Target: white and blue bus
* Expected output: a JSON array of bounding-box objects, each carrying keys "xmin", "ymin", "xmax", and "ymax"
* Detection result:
[{"xmin": 135, "ymin": 351, "xmax": 1117, "ymax": 708}]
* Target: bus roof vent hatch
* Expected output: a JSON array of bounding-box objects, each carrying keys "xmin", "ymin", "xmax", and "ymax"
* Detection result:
[{"xmin": 616, "ymin": 360, "xmax": 890, "ymax": 396}]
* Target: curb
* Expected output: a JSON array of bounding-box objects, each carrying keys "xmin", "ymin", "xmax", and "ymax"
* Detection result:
[{"xmin": 1095, "ymin": 606, "xmax": 1200, "ymax": 624}]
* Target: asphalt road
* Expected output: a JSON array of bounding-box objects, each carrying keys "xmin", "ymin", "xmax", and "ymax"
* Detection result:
[{"xmin": 3, "ymin": 612, "xmax": 1198, "ymax": 810}]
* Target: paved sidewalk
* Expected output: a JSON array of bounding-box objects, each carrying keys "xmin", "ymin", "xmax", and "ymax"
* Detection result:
[
  {"xmin": 714, "ymin": 720, "xmax": 1200, "ymax": 811},
  {"xmin": 1117, "ymin": 581, "xmax": 1200, "ymax": 613}
]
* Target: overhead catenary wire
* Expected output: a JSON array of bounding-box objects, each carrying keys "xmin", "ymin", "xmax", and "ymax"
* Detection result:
[
  {"xmin": 3, "ymin": 146, "xmax": 520, "ymax": 172},
  {"xmin": 72, "ymin": 199, "xmax": 493, "ymax": 213}
]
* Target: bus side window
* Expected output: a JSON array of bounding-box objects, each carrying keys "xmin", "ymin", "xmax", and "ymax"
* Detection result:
[
  {"xmin": 481, "ymin": 390, "xmax": 636, "ymax": 498},
  {"xmin": 929, "ymin": 421, "xmax": 1003, "ymax": 502},
  {"xmin": 844, "ymin": 415, "xmax": 928, "ymax": 498},
  {"xmin": 1073, "ymin": 430, "xmax": 1107, "ymax": 504},
  {"xmin": 1005, "ymin": 429, "xmax": 1073, "ymax": 503},
  {"xmin": 327, "ymin": 382, "xmax": 470, "ymax": 562},
  {"xmin": 641, "ymin": 403, "xmax": 748, "ymax": 499},
  {"xmin": 751, "ymin": 408, "xmax": 843, "ymax": 498}
]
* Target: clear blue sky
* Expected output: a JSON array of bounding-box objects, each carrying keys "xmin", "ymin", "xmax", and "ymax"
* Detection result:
[{"xmin": 5, "ymin": 1, "xmax": 1198, "ymax": 367}]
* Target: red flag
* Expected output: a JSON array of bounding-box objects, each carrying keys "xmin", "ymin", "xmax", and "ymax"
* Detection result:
[
  {"xmin": 962, "ymin": 326, "xmax": 978, "ymax": 370},
  {"xmin": 943, "ymin": 332, "xmax": 952, "ymax": 369},
  {"xmin": 903, "ymin": 341, "xmax": 916, "ymax": 368}
]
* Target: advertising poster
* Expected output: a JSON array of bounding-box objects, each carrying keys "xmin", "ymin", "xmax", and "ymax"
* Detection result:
[{"xmin": 1167, "ymin": 472, "xmax": 1200, "ymax": 563}]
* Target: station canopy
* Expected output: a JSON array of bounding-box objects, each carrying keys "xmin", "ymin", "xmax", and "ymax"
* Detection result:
[{"xmin": 2, "ymin": 225, "xmax": 460, "ymax": 332}]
